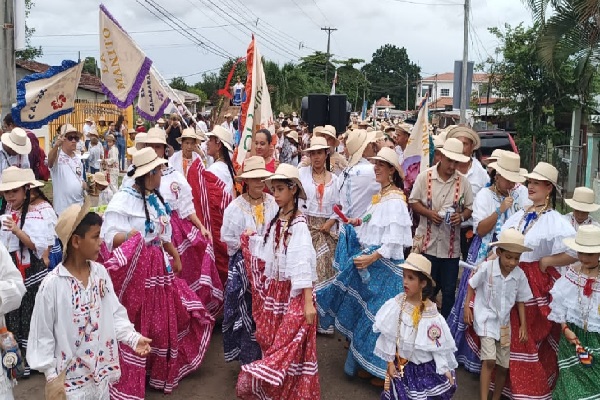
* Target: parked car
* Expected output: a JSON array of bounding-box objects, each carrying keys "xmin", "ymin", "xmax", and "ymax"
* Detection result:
[{"xmin": 477, "ymin": 130, "xmax": 518, "ymax": 161}]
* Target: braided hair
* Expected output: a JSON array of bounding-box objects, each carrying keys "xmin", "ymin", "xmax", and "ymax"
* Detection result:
[
  {"xmin": 0, "ymin": 187, "xmax": 33, "ymax": 259},
  {"xmin": 132, "ymin": 173, "xmax": 169, "ymax": 234},
  {"xmin": 263, "ymin": 179, "xmax": 301, "ymax": 254}
]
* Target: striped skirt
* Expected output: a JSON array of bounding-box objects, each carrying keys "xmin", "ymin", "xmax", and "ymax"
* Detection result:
[{"xmin": 306, "ymin": 215, "xmax": 338, "ymax": 286}]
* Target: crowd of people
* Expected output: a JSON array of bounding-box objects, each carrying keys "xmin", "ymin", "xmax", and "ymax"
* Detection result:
[{"xmin": 0, "ymin": 107, "xmax": 597, "ymax": 400}]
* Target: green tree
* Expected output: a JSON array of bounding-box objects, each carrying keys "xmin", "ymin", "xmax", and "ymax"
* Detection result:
[
  {"xmin": 196, "ymin": 72, "xmax": 221, "ymax": 105},
  {"xmin": 218, "ymin": 59, "xmax": 247, "ymax": 88},
  {"xmin": 169, "ymin": 76, "xmax": 189, "ymax": 91},
  {"xmin": 361, "ymin": 44, "xmax": 420, "ymax": 109},
  {"xmin": 82, "ymin": 57, "xmax": 99, "ymax": 76},
  {"xmin": 333, "ymin": 58, "xmax": 367, "ymax": 111},
  {"xmin": 16, "ymin": 0, "xmax": 43, "ymax": 60}
]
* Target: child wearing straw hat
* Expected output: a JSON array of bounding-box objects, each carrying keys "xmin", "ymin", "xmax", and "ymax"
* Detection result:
[
  {"xmin": 27, "ymin": 200, "xmax": 151, "ymax": 399},
  {"xmin": 464, "ymin": 228, "xmax": 533, "ymax": 400},
  {"xmin": 103, "ymin": 134, "xmax": 119, "ymax": 194},
  {"xmin": 549, "ymin": 225, "xmax": 600, "ymax": 399},
  {"xmin": 563, "ymin": 186, "xmax": 600, "ymax": 230},
  {"xmin": 91, "ymin": 171, "xmax": 113, "ymax": 208},
  {"xmin": 374, "ymin": 253, "xmax": 457, "ymax": 400}
]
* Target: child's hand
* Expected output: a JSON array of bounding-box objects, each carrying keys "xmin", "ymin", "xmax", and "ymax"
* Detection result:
[
  {"xmin": 445, "ymin": 371, "xmax": 455, "ymax": 386},
  {"xmin": 304, "ymin": 301, "xmax": 316, "ymax": 325},
  {"xmin": 463, "ymin": 307, "xmax": 473, "ymax": 325},
  {"xmin": 135, "ymin": 336, "xmax": 152, "ymax": 356},
  {"xmin": 519, "ymin": 325, "xmax": 528, "ymax": 343},
  {"xmin": 387, "ymin": 362, "xmax": 397, "ymax": 377},
  {"xmin": 564, "ymin": 327, "xmax": 579, "ymax": 345},
  {"xmin": 172, "ymin": 258, "xmax": 182, "ymax": 274},
  {"xmin": 354, "ymin": 254, "xmax": 374, "ymax": 270}
]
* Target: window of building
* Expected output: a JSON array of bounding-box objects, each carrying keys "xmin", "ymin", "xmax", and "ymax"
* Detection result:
[{"xmin": 440, "ymin": 88, "xmax": 450, "ymax": 97}]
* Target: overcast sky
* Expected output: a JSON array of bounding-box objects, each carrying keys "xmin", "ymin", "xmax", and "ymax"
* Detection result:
[{"xmin": 28, "ymin": 0, "xmax": 532, "ymax": 83}]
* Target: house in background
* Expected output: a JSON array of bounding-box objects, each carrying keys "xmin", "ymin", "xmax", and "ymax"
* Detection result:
[{"xmin": 416, "ymin": 72, "xmax": 490, "ymax": 112}]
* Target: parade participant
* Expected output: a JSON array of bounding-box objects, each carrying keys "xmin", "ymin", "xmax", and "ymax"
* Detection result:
[
  {"xmin": 25, "ymin": 177, "xmax": 57, "ymax": 269},
  {"xmin": 494, "ymin": 162, "xmax": 576, "ymax": 399},
  {"xmin": 317, "ymin": 147, "xmax": 413, "ymax": 382},
  {"xmin": 0, "ymin": 167, "xmax": 55, "ymax": 377},
  {"xmin": 126, "ymin": 128, "xmax": 136, "ymax": 165},
  {"xmin": 83, "ymin": 117, "xmax": 94, "ymax": 147},
  {"xmin": 374, "ymin": 253, "xmax": 457, "ymax": 400},
  {"xmin": 221, "ymin": 157, "xmax": 277, "ymax": 365},
  {"xmin": 221, "ymin": 113, "xmax": 235, "ymax": 136},
  {"xmin": 298, "ymin": 137, "xmax": 339, "ymax": 286},
  {"xmin": 445, "ymin": 125, "xmax": 489, "ymax": 261},
  {"xmin": 100, "ymin": 148, "xmax": 214, "ymax": 398},
  {"xmin": 135, "ymin": 118, "xmax": 146, "ymax": 133},
  {"xmin": 336, "ymin": 129, "xmax": 380, "ymax": 221},
  {"xmin": 237, "ymin": 163, "xmax": 320, "ymax": 399},
  {"xmin": 549, "ymin": 225, "xmax": 600, "ymax": 400},
  {"xmin": 166, "ymin": 113, "xmax": 184, "ymax": 153},
  {"xmin": 564, "ymin": 186, "xmax": 600, "ymax": 229},
  {"xmin": 155, "ymin": 117, "xmax": 166, "ymax": 130},
  {"xmin": 252, "ymin": 128, "xmax": 277, "ymax": 173},
  {"xmin": 279, "ymin": 129, "xmax": 299, "ymax": 167},
  {"xmin": 168, "ymin": 128, "xmax": 203, "ymax": 178},
  {"xmin": 92, "ymin": 171, "xmax": 113, "ymax": 208},
  {"xmin": 27, "ymin": 200, "xmax": 151, "ymax": 399},
  {"xmin": 0, "ymin": 128, "xmax": 31, "ymax": 177},
  {"xmin": 410, "ymin": 138, "xmax": 474, "ymax": 318},
  {"xmin": 2, "ymin": 115, "xmax": 40, "ymax": 177},
  {"xmin": 104, "ymin": 134, "xmax": 119, "ymax": 194},
  {"xmin": 97, "ymin": 116, "xmax": 108, "ymax": 140},
  {"xmin": 48, "ymin": 124, "xmax": 86, "ymax": 217},
  {"xmin": 113, "ymin": 115, "xmax": 127, "ymax": 172},
  {"xmin": 432, "ymin": 131, "xmax": 446, "ymax": 165},
  {"xmin": 87, "ymin": 130, "xmax": 103, "ymax": 174},
  {"xmin": 394, "ymin": 123, "xmax": 411, "ymax": 165},
  {"xmin": 464, "ymin": 229, "xmax": 533, "ymax": 400},
  {"xmin": 448, "ymin": 152, "xmax": 531, "ymax": 372},
  {"xmin": 314, "ymin": 125, "xmax": 348, "ymax": 175},
  {"xmin": 206, "ymin": 125, "xmax": 236, "ymax": 196}
]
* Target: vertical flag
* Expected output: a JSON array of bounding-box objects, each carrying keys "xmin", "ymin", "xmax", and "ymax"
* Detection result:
[
  {"xmin": 361, "ymin": 100, "xmax": 367, "ymax": 121},
  {"xmin": 330, "ymin": 69, "xmax": 338, "ymax": 95},
  {"xmin": 136, "ymin": 68, "xmax": 170, "ymax": 121},
  {"xmin": 402, "ymin": 95, "xmax": 430, "ymax": 192}
]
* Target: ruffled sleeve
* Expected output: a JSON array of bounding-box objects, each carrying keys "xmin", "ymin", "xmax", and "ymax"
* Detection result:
[
  {"xmin": 286, "ymin": 220, "xmax": 317, "ymax": 293},
  {"xmin": 373, "ymin": 296, "xmax": 401, "ymax": 362},
  {"xmin": 414, "ymin": 313, "xmax": 457, "ymax": 375},
  {"xmin": 172, "ymin": 175, "xmax": 196, "ymax": 219},
  {"xmin": 221, "ymin": 200, "xmax": 247, "ymax": 255},
  {"xmin": 0, "ymin": 244, "xmax": 25, "ymax": 316},
  {"xmin": 23, "ymin": 214, "xmax": 54, "ymax": 259},
  {"xmin": 472, "ymin": 189, "xmax": 496, "ymax": 234}
]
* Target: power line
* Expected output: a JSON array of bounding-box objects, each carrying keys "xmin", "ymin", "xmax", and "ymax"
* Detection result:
[
  {"xmin": 31, "ymin": 24, "xmax": 245, "ymax": 38},
  {"xmin": 289, "ymin": 0, "xmax": 321, "ymax": 28},
  {"xmin": 387, "ymin": 0, "xmax": 461, "ymax": 5},
  {"xmin": 183, "ymin": 0, "xmax": 249, "ymax": 46}
]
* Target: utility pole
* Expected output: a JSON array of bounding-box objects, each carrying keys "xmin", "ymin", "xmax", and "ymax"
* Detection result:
[
  {"xmin": 321, "ymin": 27, "xmax": 337, "ymax": 85},
  {"xmin": 405, "ymin": 73, "xmax": 409, "ymax": 111},
  {"xmin": 460, "ymin": 0, "xmax": 470, "ymax": 124},
  {"xmin": 0, "ymin": 0, "xmax": 16, "ymax": 120}
]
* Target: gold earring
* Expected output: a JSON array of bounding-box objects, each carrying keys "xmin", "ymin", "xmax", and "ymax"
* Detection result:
[{"xmin": 545, "ymin": 193, "xmax": 550, "ymax": 208}]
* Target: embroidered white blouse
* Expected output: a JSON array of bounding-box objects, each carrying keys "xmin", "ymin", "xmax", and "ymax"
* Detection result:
[
  {"xmin": 336, "ymin": 158, "xmax": 380, "ymax": 220},
  {"xmin": 27, "ymin": 262, "xmax": 140, "ymax": 399},
  {"xmin": 207, "ymin": 161, "xmax": 234, "ymax": 196},
  {"xmin": 563, "ymin": 212, "xmax": 600, "ymax": 230},
  {"xmin": 298, "ymin": 166, "xmax": 339, "ymax": 220},
  {"xmin": 472, "ymin": 186, "xmax": 532, "ymax": 237},
  {"xmin": 168, "ymin": 150, "xmax": 200, "ymax": 178},
  {"xmin": 159, "ymin": 166, "xmax": 196, "ymax": 220}
]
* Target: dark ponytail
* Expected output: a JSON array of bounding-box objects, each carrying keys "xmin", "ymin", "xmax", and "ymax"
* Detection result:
[
  {"xmin": 135, "ymin": 176, "xmax": 153, "ymax": 233},
  {"xmin": 18, "ymin": 188, "xmax": 32, "ymax": 258},
  {"xmin": 221, "ymin": 146, "xmax": 237, "ymax": 191},
  {"xmin": 416, "ymin": 270, "xmax": 434, "ymax": 314},
  {"xmin": 392, "ymin": 170, "xmax": 404, "ymax": 191}
]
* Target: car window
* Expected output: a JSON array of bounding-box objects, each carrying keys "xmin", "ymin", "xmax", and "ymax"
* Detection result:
[{"xmin": 479, "ymin": 137, "xmax": 513, "ymax": 157}]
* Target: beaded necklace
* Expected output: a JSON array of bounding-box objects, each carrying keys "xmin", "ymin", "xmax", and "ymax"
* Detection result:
[{"xmin": 517, "ymin": 204, "xmax": 549, "ymax": 236}]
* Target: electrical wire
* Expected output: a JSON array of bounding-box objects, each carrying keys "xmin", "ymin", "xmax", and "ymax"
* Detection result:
[
  {"xmin": 183, "ymin": 0, "xmax": 248, "ymax": 46},
  {"xmin": 288, "ymin": 0, "xmax": 321, "ymax": 29},
  {"xmin": 31, "ymin": 24, "xmax": 245, "ymax": 38}
]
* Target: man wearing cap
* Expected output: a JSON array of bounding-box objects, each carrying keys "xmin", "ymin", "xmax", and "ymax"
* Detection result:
[
  {"xmin": 48, "ymin": 124, "xmax": 86, "ymax": 215},
  {"xmin": 336, "ymin": 129, "xmax": 380, "ymax": 220},
  {"xmin": 409, "ymin": 137, "xmax": 474, "ymax": 318},
  {"xmin": 221, "ymin": 113, "xmax": 235, "ymax": 137}
]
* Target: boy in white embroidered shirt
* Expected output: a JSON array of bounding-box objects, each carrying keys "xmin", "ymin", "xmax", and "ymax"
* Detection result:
[
  {"xmin": 464, "ymin": 228, "xmax": 533, "ymax": 400},
  {"xmin": 27, "ymin": 200, "xmax": 151, "ymax": 399}
]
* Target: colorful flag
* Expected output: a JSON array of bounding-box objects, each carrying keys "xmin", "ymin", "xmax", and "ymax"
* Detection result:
[
  {"xmin": 330, "ymin": 69, "xmax": 338, "ymax": 95},
  {"xmin": 11, "ymin": 60, "xmax": 83, "ymax": 129},
  {"xmin": 237, "ymin": 36, "xmax": 274, "ymax": 165},
  {"xmin": 136, "ymin": 68, "xmax": 170, "ymax": 121},
  {"xmin": 361, "ymin": 100, "xmax": 367, "ymax": 121},
  {"xmin": 99, "ymin": 4, "xmax": 152, "ymax": 108},
  {"xmin": 402, "ymin": 95, "xmax": 431, "ymax": 193},
  {"xmin": 371, "ymin": 101, "xmax": 377, "ymax": 125}
]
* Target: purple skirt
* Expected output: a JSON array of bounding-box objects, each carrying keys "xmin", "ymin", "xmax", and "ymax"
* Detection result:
[{"xmin": 381, "ymin": 360, "xmax": 456, "ymax": 400}]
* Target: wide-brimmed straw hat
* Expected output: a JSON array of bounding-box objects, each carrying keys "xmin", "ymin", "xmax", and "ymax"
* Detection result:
[
  {"xmin": 565, "ymin": 187, "xmax": 600, "ymax": 213},
  {"xmin": 286, "ymin": 131, "xmax": 299, "ymax": 143},
  {"xmin": 489, "ymin": 228, "xmax": 532, "ymax": 253},
  {"xmin": 445, "ymin": 125, "xmax": 481, "ymax": 151},
  {"xmin": 433, "ymin": 131, "xmax": 447, "ymax": 149},
  {"xmin": 224, "ymin": 112, "xmax": 232, "ymax": 118},
  {"xmin": 157, "ymin": 118, "xmax": 166, "ymax": 124},
  {"xmin": 564, "ymin": 225, "xmax": 600, "ymax": 253},
  {"xmin": 439, "ymin": 138, "xmax": 470, "ymax": 163},
  {"xmin": 236, "ymin": 156, "xmax": 273, "ymax": 181},
  {"xmin": 88, "ymin": 129, "xmax": 99, "ymax": 138},
  {"xmin": 402, "ymin": 253, "xmax": 434, "ymax": 284},
  {"xmin": 127, "ymin": 128, "xmax": 136, "ymax": 135},
  {"xmin": 177, "ymin": 128, "xmax": 202, "ymax": 144},
  {"xmin": 264, "ymin": 163, "xmax": 307, "ymax": 200},
  {"xmin": 316, "ymin": 125, "xmax": 339, "ymax": 146},
  {"xmin": 59, "ymin": 124, "xmax": 82, "ymax": 138},
  {"xmin": 55, "ymin": 197, "xmax": 92, "ymax": 259},
  {"xmin": 397, "ymin": 123, "xmax": 412, "ymax": 135},
  {"xmin": 2, "ymin": 128, "xmax": 32, "ymax": 155},
  {"xmin": 0, "ymin": 167, "xmax": 43, "ymax": 191},
  {"xmin": 524, "ymin": 162, "xmax": 559, "ymax": 187},
  {"xmin": 206, "ymin": 125, "xmax": 234, "ymax": 152},
  {"xmin": 358, "ymin": 120, "xmax": 369, "ymax": 127},
  {"xmin": 105, "ymin": 134, "xmax": 116, "ymax": 142},
  {"xmin": 346, "ymin": 129, "xmax": 377, "ymax": 167},
  {"xmin": 84, "ymin": 117, "xmax": 93, "ymax": 123},
  {"xmin": 304, "ymin": 136, "xmax": 330, "ymax": 153},
  {"xmin": 92, "ymin": 171, "xmax": 109, "ymax": 187},
  {"xmin": 369, "ymin": 147, "xmax": 403, "ymax": 176},
  {"xmin": 136, "ymin": 118, "xmax": 144, "ymax": 126},
  {"xmin": 139, "ymin": 127, "xmax": 167, "ymax": 146},
  {"xmin": 483, "ymin": 149, "xmax": 506, "ymax": 166},
  {"xmin": 488, "ymin": 152, "xmax": 526, "ymax": 183},
  {"xmin": 130, "ymin": 147, "xmax": 167, "ymax": 179}
]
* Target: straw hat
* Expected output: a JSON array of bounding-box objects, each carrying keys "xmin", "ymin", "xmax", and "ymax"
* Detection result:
[
  {"xmin": 140, "ymin": 127, "xmax": 167, "ymax": 145},
  {"xmin": 98, "ymin": 116, "xmax": 106, "ymax": 122},
  {"xmin": 92, "ymin": 171, "xmax": 109, "ymax": 187},
  {"xmin": 2, "ymin": 128, "xmax": 32, "ymax": 155},
  {"xmin": 59, "ymin": 124, "xmax": 81, "ymax": 137},
  {"xmin": 105, "ymin": 134, "xmax": 116, "ymax": 143},
  {"xmin": 346, "ymin": 129, "xmax": 377, "ymax": 167},
  {"xmin": 286, "ymin": 131, "xmax": 299, "ymax": 143},
  {"xmin": 236, "ymin": 156, "xmax": 273, "ymax": 181},
  {"xmin": 278, "ymin": 112, "xmax": 285, "ymax": 118},
  {"xmin": 127, "ymin": 128, "xmax": 136, "ymax": 135},
  {"xmin": 304, "ymin": 136, "xmax": 330, "ymax": 153},
  {"xmin": 55, "ymin": 197, "xmax": 92, "ymax": 258},
  {"xmin": 358, "ymin": 120, "xmax": 369, "ymax": 127},
  {"xmin": 313, "ymin": 126, "xmax": 325, "ymax": 134},
  {"xmin": 384, "ymin": 125, "xmax": 396, "ymax": 133},
  {"xmin": 292, "ymin": 112, "xmax": 298, "ymax": 117},
  {"xmin": 177, "ymin": 127, "xmax": 202, "ymax": 144},
  {"xmin": 88, "ymin": 129, "xmax": 99, "ymax": 138},
  {"xmin": 206, "ymin": 125, "xmax": 234, "ymax": 152},
  {"xmin": 136, "ymin": 118, "xmax": 144, "ymax": 126},
  {"xmin": 489, "ymin": 228, "xmax": 532, "ymax": 253},
  {"xmin": 402, "ymin": 253, "xmax": 434, "ymax": 283},
  {"xmin": 264, "ymin": 163, "xmax": 307, "ymax": 200},
  {"xmin": 439, "ymin": 138, "xmax": 470, "ymax": 163},
  {"xmin": 563, "ymin": 225, "xmax": 600, "ymax": 253},
  {"xmin": 129, "ymin": 148, "xmax": 167, "ymax": 179},
  {"xmin": 397, "ymin": 123, "xmax": 412, "ymax": 135},
  {"xmin": 283, "ymin": 127, "xmax": 292, "ymax": 134},
  {"xmin": 483, "ymin": 149, "xmax": 506, "ymax": 166},
  {"xmin": 369, "ymin": 147, "xmax": 403, "ymax": 175},
  {"xmin": 84, "ymin": 117, "xmax": 93, "ymax": 123},
  {"xmin": 289, "ymin": 121, "xmax": 298, "ymax": 127},
  {"xmin": 565, "ymin": 187, "xmax": 600, "ymax": 213},
  {"xmin": 157, "ymin": 118, "xmax": 166, "ymax": 124},
  {"xmin": 224, "ymin": 112, "xmax": 232, "ymax": 118},
  {"xmin": 0, "ymin": 167, "xmax": 43, "ymax": 191},
  {"xmin": 524, "ymin": 162, "xmax": 559, "ymax": 187},
  {"xmin": 433, "ymin": 131, "xmax": 447, "ymax": 149},
  {"xmin": 488, "ymin": 152, "xmax": 526, "ymax": 183},
  {"xmin": 445, "ymin": 125, "xmax": 481, "ymax": 150}
]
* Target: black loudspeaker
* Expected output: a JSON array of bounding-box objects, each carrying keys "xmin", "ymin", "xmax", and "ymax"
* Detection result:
[
  {"xmin": 308, "ymin": 94, "xmax": 328, "ymax": 132},
  {"xmin": 301, "ymin": 96, "xmax": 309, "ymax": 122},
  {"xmin": 328, "ymin": 94, "xmax": 348, "ymax": 134}
]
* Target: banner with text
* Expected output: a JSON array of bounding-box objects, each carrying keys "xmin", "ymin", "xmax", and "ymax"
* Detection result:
[
  {"xmin": 402, "ymin": 96, "xmax": 431, "ymax": 192},
  {"xmin": 136, "ymin": 69, "xmax": 170, "ymax": 121}
]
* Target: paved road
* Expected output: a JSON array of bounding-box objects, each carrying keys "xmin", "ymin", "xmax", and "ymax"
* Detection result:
[{"xmin": 15, "ymin": 328, "xmax": 479, "ymax": 399}]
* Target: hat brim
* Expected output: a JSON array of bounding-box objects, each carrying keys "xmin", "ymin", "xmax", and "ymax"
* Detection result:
[
  {"xmin": 368, "ymin": 155, "xmax": 402, "ymax": 176},
  {"xmin": 348, "ymin": 131, "xmax": 377, "ymax": 167},
  {"xmin": 563, "ymin": 237, "xmax": 600, "ymax": 254},
  {"xmin": 94, "ymin": 179, "xmax": 109, "ymax": 187},
  {"xmin": 315, "ymin": 131, "xmax": 340, "ymax": 147},
  {"xmin": 131, "ymin": 157, "xmax": 168, "ymax": 179},
  {"xmin": 488, "ymin": 242, "xmax": 532, "ymax": 253},
  {"xmin": 264, "ymin": 175, "xmax": 307, "ymax": 200},
  {"xmin": 235, "ymin": 169, "xmax": 273, "ymax": 181},
  {"xmin": 205, "ymin": 132, "xmax": 233, "ymax": 152},
  {"xmin": 565, "ymin": 199, "xmax": 600, "ymax": 213},
  {"xmin": 1, "ymin": 135, "xmax": 32, "ymax": 155},
  {"xmin": 523, "ymin": 171, "xmax": 558, "ymax": 187},
  {"xmin": 303, "ymin": 144, "xmax": 330, "ymax": 153},
  {"xmin": 488, "ymin": 162, "xmax": 526, "ymax": 183},
  {"xmin": 60, "ymin": 197, "xmax": 92, "ymax": 261},
  {"xmin": 440, "ymin": 148, "xmax": 470, "ymax": 163},
  {"xmin": 0, "ymin": 178, "xmax": 42, "ymax": 191},
  {"xmin": 401, "ymin": 259, "xmax": 435, "ymax": 286},
  {"xmin": 285, "ymin": 133, "xmax": 298, "ymax": 143},
  {"xmin": 446, "ymin": 129, "xmax": 481, "ymax": 150},
  {"xmin": 176, "ymin": 135, "xmax": 201, "ymax": 144}
]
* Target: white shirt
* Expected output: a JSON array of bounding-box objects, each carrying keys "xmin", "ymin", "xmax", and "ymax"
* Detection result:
[
  {"xmin": 563, "ymin": 212, "xmax": 600, "ymax": 230},
  {"xmin": 168, "ymin": 150, "xmax": 200, "ymax": 178},
  {"xmin": 83, "ymin": 123, "xmax": 93, "ymax": 140},
  {"xmin": 472, "ymin": 186, "xmax": 532, "ymax": 234},
  {"xmin": 462, "ymin": 157, "xmax": 490, "ymax": 227},
  {"xmin": 88, "ymin": 143, "xmax": 104, "ymax": 170},
  {"xmin": 98, "ymin": 187, "xmax": 114, "ymax": 207},
  {"xmin": 298, "ymin": 167, "xmax": 339, "ymax": 220},
  {"xmin": 196, "ymin": 121, "xmax": 208, "ymax": 134},
  {"xmin": 221, "ymin": 121, "xmax": 235, "ymax": 136},
  {"xmin": 336, "ymin": 158, "xmax": 380, "ymax": 219},
  {"xmin": 0, "ymin": 149, "xmax": 29, "ymax": 179},
  {"xmin": 469, "ymin": 259, "xmax": 533, "ymax": 339},
  {"xmin": 50, "ymin": 149, "xmax": 85, "ymax": 215},
  {"xmin": 207, "ymin": 160, "xmax": 234, "ymax": 196},
  {"xmin": 395, "ymin": 145, "xmax": 405, "ymax": 166}
]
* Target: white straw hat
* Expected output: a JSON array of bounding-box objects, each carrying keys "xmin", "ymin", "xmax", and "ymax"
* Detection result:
[
  {"xmin": 563, "ymin": 225, "xmax": 600, "ymax": 253},
  {"xmin": 0, "ymin": 166, "xmax": 43, "ymax": 191},
  {"xmin": 488, "ymin": 152, "xmax": 526, "ymax": 183},
  {"xmin": 236, "ymin": 156, "xmax": 273, "ymax": 181},
  {"xmin": 264, "ymin": 163, "xmax": 307, "ymax": 200},
  {"xmin": 56, "ymin": 197, "xmax": 92, "ymax": 260},
  {"xmin": 2, "ymin": 128, "xmax": 32, "ymax": 155},
  {"xmin": 304, "ymin": 136, "xmax": 330, "ymax": 153},
  {"xmin": 129, "ymin": 147, "xmax": 167, "ymax": 179},
  {"xmin": 565, "ymin": 187, "xmax": 600, "ymax": 213},
  {"xmin": 316, "ymin": 125, "xmax": 339, "ymax": 146},
  {"xmin": 286, "ymin": 131, "xmax": 299, "ymax": 143},
  {"xmin": 206, "ymin": 125, "xmax": 234, "ymax": 152},
  {"xmin": 439, "ymin": 138, "xmax": 470, "ymax": 163},
  {"xmin": 177, "ymin": 127, "xmax": 202, "ymax": 144},
  {"xmin": 489, "ymin": 228, "xmax": 532, "ymax": 253},
  {"xmin": 92, "ymin": 171, "xmax": 109, "ymax": 187},
  {"xmin": 369, "ymin": 147, "xmax": 403, "ymax": 176},
  {"xmin": 433, "ymin": 131, "xmax": 447, "ymax": 149},
  {"xmin": 346, "ymin": 129, "xmax": 377, "ymax": 167},
  {"xmin": 139, "ymin": 127, "xmax": 167, "ymax": 145},
  {"xmin": 524, "ymin": 162, "xmax": 559, "ymax": 187},
  {"xmin": 402, "ymin": 253, "xmax": 434, "ymax": 283},
  {"xmin": 445, "ymin": 125, "xmax": 481, "ymax": 150}
]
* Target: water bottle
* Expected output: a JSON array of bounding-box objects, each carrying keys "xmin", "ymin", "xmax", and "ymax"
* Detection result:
[
  {"xmin": 0, "ymin": 327, "xmax": 22, "ymax": 382},
  {"xmin": 358, "ymin": 269, "xmax": 371, "ymax": 284}
]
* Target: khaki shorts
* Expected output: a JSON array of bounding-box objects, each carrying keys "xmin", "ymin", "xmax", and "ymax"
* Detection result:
[{"xmin": 480, "ymin": 336, "xmax": 510, "ymax": 368}]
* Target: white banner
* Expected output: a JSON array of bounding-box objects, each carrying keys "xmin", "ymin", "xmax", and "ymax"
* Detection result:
[{"xmin": 136, "ymin": 69, "xmax": 170, "ymax": 121}]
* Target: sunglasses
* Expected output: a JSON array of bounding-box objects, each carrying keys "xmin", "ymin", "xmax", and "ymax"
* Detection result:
[{"xmin": 66, "ymin": 135, "xmax": 79, "ymax": 142}]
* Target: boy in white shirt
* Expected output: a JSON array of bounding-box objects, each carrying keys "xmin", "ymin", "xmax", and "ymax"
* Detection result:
[{"xmin": 464, "ymin": 228, "xmax": 533, "ymax": 400}]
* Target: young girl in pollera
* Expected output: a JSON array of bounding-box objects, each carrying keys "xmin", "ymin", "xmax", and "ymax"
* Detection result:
[{"xmin": 374, "ymin": 252, "xmax": 457, "ymax": 400}]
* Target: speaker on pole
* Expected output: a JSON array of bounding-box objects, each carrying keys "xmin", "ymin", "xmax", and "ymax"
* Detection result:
[
  {"xmin": 307, "ymin": 94, "xmax": 328, "ymax": 132},
  {"xmin": 328, "ymin": 94, "xmax": 348, "ymax": 134}
]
